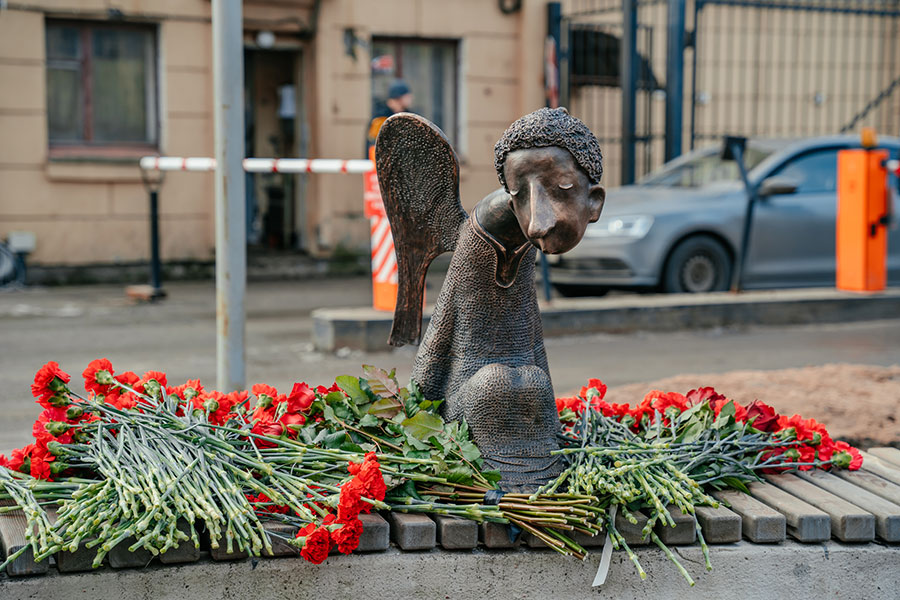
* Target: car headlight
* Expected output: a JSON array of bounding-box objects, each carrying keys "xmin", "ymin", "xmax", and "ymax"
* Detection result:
[{"xmin": 584, "ymin": 215, "xmax": 654, "ymax": 239}]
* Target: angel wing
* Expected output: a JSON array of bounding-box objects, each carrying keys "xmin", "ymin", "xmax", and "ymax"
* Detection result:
[{"xmin": 375, "ymin": 113, "xmax": 468, "ymax": 347}]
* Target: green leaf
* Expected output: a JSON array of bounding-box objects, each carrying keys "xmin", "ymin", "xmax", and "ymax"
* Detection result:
[
  {"xmin": 456, "ymin": 440, "xmax": 482, "ymax": 462},
  {"xmin": 403, "ymin": 431, "xmax": 431, "ymax": 451},
  {"xmin": 358, "ymin": 378, "xmax": 380, "ymax": 402},
  {"xmin": 335, "ymin": 375, "xmax": 364, "ymax": 402},
  {"xmin": 368, "ymin": 397, "xmax": 403, "ymax": 419},
  {"xmin": 359, "ymin": 414, "xmax": 379, "ymax": 428},
  {"xmin": 719, "ymin": 476, "xmax": 751, "ymax": 494},
  {"xmin": 401, "ymin": 412, "xmax": 444, "ymax": 441},
  {"xmin": 446, "ymin": 466, "xmax": 475, "ymax": 485},
  {"xmin": 323, "ymin": 431, "xmax": 347, "ymax": 449},
  {"xmin": 362, "ymin": 365, "xmax": 400, "ymax": 397},
  {"xmin": 340, "ymin": 442, "xmax": 365, "ymax": 453},
  {"xmin": 481, "ymin": 470, "xmax": 502, "ymax": 486},
  {"xmin": 677, "ymin": 421, "xmax": 706, "ymax": 444}
]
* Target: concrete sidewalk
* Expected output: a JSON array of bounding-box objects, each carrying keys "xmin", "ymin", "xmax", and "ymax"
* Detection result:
[{"xmin": 313, "ymin": 286, "xmax": 900, "ymax": 351}]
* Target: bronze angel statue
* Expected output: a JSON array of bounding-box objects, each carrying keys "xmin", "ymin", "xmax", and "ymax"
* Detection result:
[{"xmin": 375, "ymin": 108, "xmax": 605, "ymax": 490}]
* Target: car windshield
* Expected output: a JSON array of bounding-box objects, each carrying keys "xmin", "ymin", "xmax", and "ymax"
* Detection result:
[{"xmin": 638, "ymin": 145, "xmax": 774, "ymax": 188}]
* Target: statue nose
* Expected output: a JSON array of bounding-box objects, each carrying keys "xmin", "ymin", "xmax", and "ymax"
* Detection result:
[{"xmin": 527, "ymin": 182, "xmax": 556, "ymax": 240}]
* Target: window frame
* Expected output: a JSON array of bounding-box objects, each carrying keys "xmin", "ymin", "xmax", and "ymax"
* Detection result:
[
  {"xmin": 370, "ymin": 36, "xmax": 459, "ymax": 145},
  {"xmin": 46, "ymin": 19, "xmax": 160, "ymax": 159}
]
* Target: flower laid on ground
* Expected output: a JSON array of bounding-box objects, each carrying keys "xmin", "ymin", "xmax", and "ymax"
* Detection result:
[{"xmin": 0, "ymin": 360, "xmax": 867, "ymax": 585}]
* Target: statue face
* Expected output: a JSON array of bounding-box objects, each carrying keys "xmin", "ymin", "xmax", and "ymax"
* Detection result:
[{"xmin": 503, "ymin": 146, "xmax": 605, "ymax": 254}]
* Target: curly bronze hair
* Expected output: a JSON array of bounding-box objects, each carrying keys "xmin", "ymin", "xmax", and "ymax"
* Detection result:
[{"xmin": 493, "ymin": 107, "xmax": 603, "ymax": 192}]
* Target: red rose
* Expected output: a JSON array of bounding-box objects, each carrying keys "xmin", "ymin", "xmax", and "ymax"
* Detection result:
[
  {"xmin": 287, "ymin": 382, "xmax": 315, "ymax": 413},
  {"xmin": 315, "ymin": 383, "xmax": 342, "ymax": 396},
  {"xmin": 279, "ymin": 412, "xmax": 306, "ymax": 436},
  {"xmin": 746, "ymin": 400, "xmax": 779, "ymax": 432},
  {"xmin": 298, "ymin": 525, "xmax": 332, "ymax": 564},
  {"xmin": 82, "ymin": 358, "xmax": 115, "ymax": 397},
  {"xmin": 579, "ymin": 378, "xmax": 607, "ymax": 401},
  {"xmin": 31, "ymin": 361, "xmax": 71, "ymax": 407},
  {"xmin": 332, "ymin": 519, "xmax": 363, "ymax": 554}
]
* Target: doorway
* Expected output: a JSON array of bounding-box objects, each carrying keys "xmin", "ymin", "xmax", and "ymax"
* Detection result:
[{"xmin": 244, "ymin": 49, "xmax": 303, "ymax": 250}]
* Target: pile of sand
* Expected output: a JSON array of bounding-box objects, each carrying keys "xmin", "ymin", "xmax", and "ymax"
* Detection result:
[{"xmin": 606, "ymin": 364, "xmax": 900, "ymax": 448}]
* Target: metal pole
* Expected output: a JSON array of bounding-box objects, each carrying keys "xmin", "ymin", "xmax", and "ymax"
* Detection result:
[
  {"xmin": 621, "ymin": 0, "xmax": 638, "ymax": 185},
  {"xmin": 541, "ymin": 1, "xmax": 563, "ymax": 302},
  {"xmin": 665, "ymin": 0, "xmax": 686, "ymax": 162},
  {"xmin": 149, "ymin": 189, "xmax": 163, "ymax": 296},
  {"xmin": 212, "ymin": 0, "xmax": 247, "ymax": 391},
  {"xmin": 725, "ymin": 137, "xmax": 755, "ymax": 292}
]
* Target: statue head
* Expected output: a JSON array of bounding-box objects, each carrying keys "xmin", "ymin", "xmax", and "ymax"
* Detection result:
[{"xmin": 493, "ymin": 108, "xmax": 605, "ymax": 254}]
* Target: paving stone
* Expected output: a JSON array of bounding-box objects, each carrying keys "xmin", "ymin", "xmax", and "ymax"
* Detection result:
[
  {"xmin": 867, "ymin": 447, "xmax": 900, "ymax": 469},
  {"xmin": 712, "ymin": 489, "xmax": 785, "ymax": 543},
  {"xmin": 654, "ymin": 505, "xmax": 697, "ymax": 545},
  {"xmin": 832, "ymin": 469, "xmax": 900, "ymax": 506},
  {"xmin": 108, "ymin": 537, "xmax": 155, "ymax": 569},
  {"xmin": 747, "ymin": 481, "xmax": 830, "ymax": 542},
  {"xmin": 357, "ymin": 513, "xmax": 389, "ymax": 553},
  {"xmin": 694, "ymin": 505, "xmax": 742, "ymax": 544},
  {"xmin": 859, "ymin": 451, "xmax": 900, "ymax": 487},
  {"xmin": 431, "ymin": 515, "xmax": 478, "ymax": 550},
  {"xmin": 615, "ymin": 509, "xmax": 650, "ymax": 546},
  {"xmin": 796, "ymin": 470, "xmax": 900, "ymax": 542},
  {"xmin": 479, "ymin": 522, "xmax": 520, "ymax": 549},
  {"xmin": 262, "ymin": 522, "xmax": 300, "ymax": 557},
  {"xmin": 387, "ymin": 512, "xmax": 435, "ymax": 551},
  {"xmin": 764, "ymin": 474, "xmax": 874, "ymax": 542},
  {"xmin": 0, "ymin": 508, "xmax": 48, "ymax": 577}
]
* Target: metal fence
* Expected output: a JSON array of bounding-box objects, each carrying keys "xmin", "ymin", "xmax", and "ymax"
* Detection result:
[{"xmin": 556, "ymin": 0, "xmax": 900, "ymax": 188}]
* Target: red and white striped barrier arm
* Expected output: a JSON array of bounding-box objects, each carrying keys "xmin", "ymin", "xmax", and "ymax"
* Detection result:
[
  {"xmin": 139, "ymin": 156, "xmax": 374, "ymax": 174},
  {"xmin": 887, "ymin": 159, "xmax": 900, "ymax": 177}
]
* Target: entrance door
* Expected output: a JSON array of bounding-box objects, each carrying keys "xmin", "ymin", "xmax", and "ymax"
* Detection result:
[{"xmin": 244, "ymin": 49, "xmax": 302, "ymax": 250}]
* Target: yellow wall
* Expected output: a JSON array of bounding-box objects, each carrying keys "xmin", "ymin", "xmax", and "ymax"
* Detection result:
[{"xmin": 0, "ymin": 1, "xmax": 544, "ymax": 265}]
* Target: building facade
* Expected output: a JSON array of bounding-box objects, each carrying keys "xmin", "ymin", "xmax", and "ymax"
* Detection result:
[{"xmin": 0, "ymin": 0, "xmax": 547, "ymax": 270}]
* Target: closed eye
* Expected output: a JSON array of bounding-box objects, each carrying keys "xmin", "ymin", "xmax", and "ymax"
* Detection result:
[
  {"xmin": 558, "ymin": 183, "xmax": 574, "ymax": 190},
  {"xmin": 508, "ymin": 188, "xmax": 519, "ymax": 196}
]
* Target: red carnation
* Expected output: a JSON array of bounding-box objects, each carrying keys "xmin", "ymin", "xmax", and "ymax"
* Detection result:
[
  {"xmin": 137, "ymin": 371, "xmax": 168, "ymax": 397},
  {"xmin": 831, "ymin": 441, "xmax": 863, "ymax": 470},
  {"xmin": 645, "ymin": 390, "xmax": 688, "ymax": 421},
  {"xmin": 332, "ymin": 518, "xmax": 363, "ymax": 554},
  {"xmin": 297, "ymin": 524, "xmax": 332, "ymax": 564},
  {"xmin": 338, "ymin": 478, "xmax": 366, "ymax": 522},
  {"xmin": 31, "ymin": 361, "xmax": 71, "ymax": 408},
  {"xmin": 82, "ymin": 358, "xmax": 115, "ymax": 397},
  {"xmin": 287, "ymin": 382, "xmax": 316, "ymax": 413},
  {"xmin": 349, "ymin": 452, "xmax": 386, "ymax": 510},
  {"xmin": 579, "ymin": 378, "xmax": 607, "ymax": 401},
  {"xmin": 251, "ymin": 384, "xmax": 279, "ymax": 409},
  {"xmin": 746, "ymin": 400, "xmax": 779, "ymax": 432}
]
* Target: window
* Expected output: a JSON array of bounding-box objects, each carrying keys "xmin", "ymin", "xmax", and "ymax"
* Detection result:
[
  {"xmin": 370, "ymin": 38, "xmax": 457, "ymax": 144},
  {"xmin": 46, "ymin": 20, "xmax": 158, "ymax": 149},
  {"xmin": 770, "ymin": 149, "xmax": 840, "ymax": 194}
]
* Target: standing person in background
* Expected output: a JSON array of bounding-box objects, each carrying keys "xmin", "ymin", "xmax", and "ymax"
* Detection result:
[{"xmin": 367, "ymin": 80, "xmax": 414, "ymax": 156}]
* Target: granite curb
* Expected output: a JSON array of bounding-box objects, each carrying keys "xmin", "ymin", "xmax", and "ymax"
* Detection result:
[{"xmin": 312, "ymin": 287, "xmax": 900, "ymax": 352}]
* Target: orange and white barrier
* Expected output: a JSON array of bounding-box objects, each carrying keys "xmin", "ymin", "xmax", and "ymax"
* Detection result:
[{"xmin": 140, "ymin": 154, "xmax": 396, "ymax": 311}]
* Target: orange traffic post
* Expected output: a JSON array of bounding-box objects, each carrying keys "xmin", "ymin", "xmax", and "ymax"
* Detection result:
[
  {"xmin": 836, "ymin": 142, "xmax": 889, "ymax": 292},
  {"xmin": 365, "ymin": 147, "xmax": 398, "ymax": 311}
]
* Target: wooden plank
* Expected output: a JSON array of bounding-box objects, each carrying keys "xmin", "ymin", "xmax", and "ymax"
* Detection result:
[
  {"xmin": 764, "ymin": 474, "xmax": 874, "ymax": 542},
  {"xmin": 832, "ymin": 469, "xmax": 900, "ymax": 506},
  {"xmin": 796, "ymin": 470, "xmax": 900, "ymax": 542},
  {"xmin": 747, "ymin": 481, "xmax": 830, "ymax": 542},
  {"xmin": 0, "ymin": 508, "xmax": 49, "ymax": 577},
  {"xmin": 712, "ymin": 489, "xmax": 785, "ymax": 543},
  {"xmin": 859, "ymin": 451, "xmax": 900, "ymax": 487},
  {"xmin": 867, "ymin": 447, "xmax": 900, "ymax": 469},
  {"xmin": 654, "ymin": 505, "xmax": 696, "ymax": 545},
  {"xmin": 694, "ymin": 505, "xmax": 742, "ymax": 544},
  {"xmin": 46, "ymin": 508, "xmax": 98, "ymax": 573}
]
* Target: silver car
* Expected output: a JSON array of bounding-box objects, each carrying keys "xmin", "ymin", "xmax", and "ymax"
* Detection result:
[{"xmin": 548, "ymin": 136, "xmax": 900, "ymax": 295}]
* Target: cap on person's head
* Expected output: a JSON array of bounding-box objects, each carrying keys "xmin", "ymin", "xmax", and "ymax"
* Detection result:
[{"xmin": 388, "ymin": 80, "xmax": 411, "ymax": 99}]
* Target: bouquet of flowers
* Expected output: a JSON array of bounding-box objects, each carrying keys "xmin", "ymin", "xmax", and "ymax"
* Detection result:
[{"xmin": 0, "ymin": 361, "xmax": 862, "ymax": 586}]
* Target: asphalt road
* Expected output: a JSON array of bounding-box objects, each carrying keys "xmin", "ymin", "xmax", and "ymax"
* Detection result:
[{"xmin": 2, "ymin": 278, "xmax": 899, "ymax": 454}]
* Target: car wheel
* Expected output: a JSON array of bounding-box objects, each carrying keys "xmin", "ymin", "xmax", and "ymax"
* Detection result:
[
  {"xmin": 552, "ymin": 284, "xmax": 610, "ymax": 298},
  {"xmin": 663, "ymin": 235, "xmax": 732, "ymax": 293}
]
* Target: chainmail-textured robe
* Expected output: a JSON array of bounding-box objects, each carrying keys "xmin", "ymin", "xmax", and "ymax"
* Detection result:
[{"xmin": 411, "ymin": 208, "xmax": 562, "ymax": 488}]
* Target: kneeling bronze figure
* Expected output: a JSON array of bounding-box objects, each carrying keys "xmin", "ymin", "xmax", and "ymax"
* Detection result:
[{"xmin": 376, "ymin": 108, "xmax": 605, "ymax": 490}]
